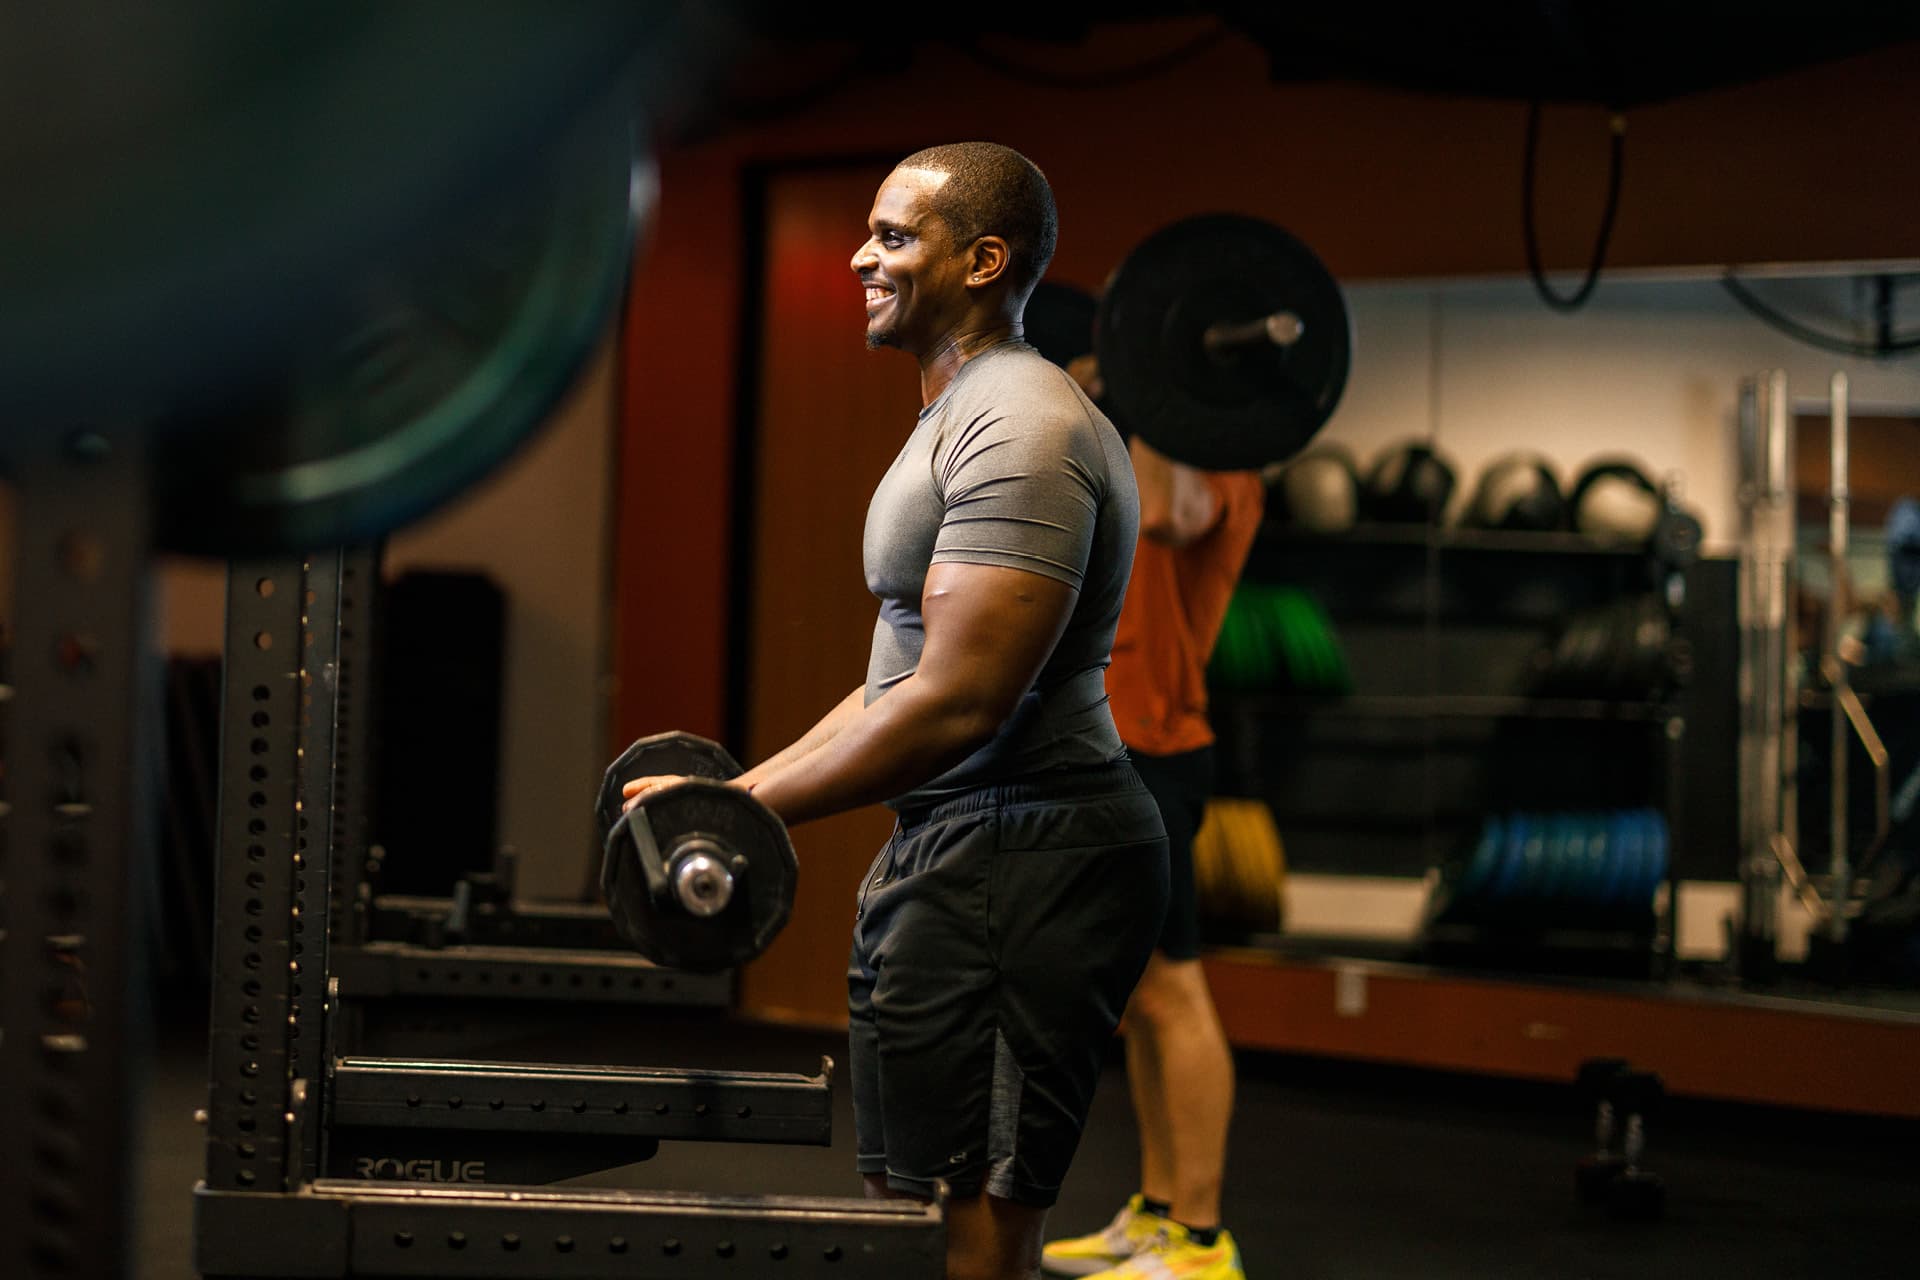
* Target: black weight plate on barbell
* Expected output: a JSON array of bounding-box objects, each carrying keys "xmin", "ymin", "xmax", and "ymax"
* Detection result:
[
  {"xmin": 1097, "ymin": 214, "xmax": 1351, "ymax": 471},
  {"xmin": 597, "ymin": 731, "xmax": 744, "ymax": 842},
  {"xmin": 601, "ymin": 779, "xmax": 797, "ymax": 973},
  {"xmin": 0, "ymin": 4, "xmax": 718, "ymax": 431},
  {"xmin": 150, "ymin": 104, "xmax": 646, "ymax": 553}
]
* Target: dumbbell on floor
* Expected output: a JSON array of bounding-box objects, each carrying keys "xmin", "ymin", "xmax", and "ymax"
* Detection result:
[
  {"xmin": 1606, "ymin": 1070, "xmax": 1667, "ymax": 1221},
  {"xmin": 595, "ymin": 732, "xmax": 797, "ymax": 974},
  {"xmin": 1575, "ymin": 1058, "xmax": 1631, "ymax": 1201},
  {"xmin": 1574, "ymin": 1058, "xmax": 1667, "ymax": 1221}
]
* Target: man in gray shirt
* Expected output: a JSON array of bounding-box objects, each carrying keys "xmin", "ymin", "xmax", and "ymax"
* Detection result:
[
  {"xmin": 627, "ymin": 142, "xmax": 1167, "ymax": 1279},
  {"xmin": 860, "ymin": 316, "xmax": 1140, "ymax": 806}
]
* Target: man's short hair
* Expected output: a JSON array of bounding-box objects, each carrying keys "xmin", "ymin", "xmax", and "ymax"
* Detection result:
[{"xmin": 895, "ymin": 141, "xmax": 1057, "ymax": 297}]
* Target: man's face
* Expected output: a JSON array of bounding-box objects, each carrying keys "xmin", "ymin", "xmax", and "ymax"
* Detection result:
[{"xmin": 851, "ymin": 167, "xmax": 971, "ymax": 353}]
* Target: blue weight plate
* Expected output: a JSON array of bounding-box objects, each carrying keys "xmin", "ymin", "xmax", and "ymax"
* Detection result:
[
  {"xmin": 1490, "ymin": 813, "xmax": 1530, "ymax": 902},
  {"xmin": 1518, "ymin": 816, "xmax": 1550, "ymax": 904},
  {"xmin": 1619, "ymin": 811, "xmax": 1653, "ymax": 912},
  {"xmin": 1641, "ymin": 809, "xmax": 1671, "ymax": 906},
  {"xmin": 1598, "ymin": 810, "xmax": 1634, "ymax": 907},
  {"xmin": 1564, "ymin": 815, "xmax": 1595, "ymax": 907},
  {"xmin": 1563, "ymin": 814, "xmax": 1592, "ymax": 906},
  {"xmin": 1538, "ymin": 815, "xmax": 1571, "ymax": 905},
  {"xmin": 1580, "ymin": 813, "xmax": 1609, "ymax": 906},
  {"xmin": 1530, "ymin": 815, "xmax": 1558, "ymax": 904},
  {"xmin": 1457, "ymin": 816, "xmax": 1503, "ymax": 902},
  {"xmin": 1574, "ymin": 817, "xmax": 1605, "ymax": 905}
]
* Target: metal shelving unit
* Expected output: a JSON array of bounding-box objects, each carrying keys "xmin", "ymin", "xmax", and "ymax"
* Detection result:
[{"xmin": 1216, "ymin": 516, "xmax": 1713, "ymax": 977}]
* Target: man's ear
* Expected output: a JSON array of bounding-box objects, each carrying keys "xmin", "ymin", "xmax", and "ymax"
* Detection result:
[{"xmin": 966, "ymin": 235, "xmax": 1012, "ymax": 288}]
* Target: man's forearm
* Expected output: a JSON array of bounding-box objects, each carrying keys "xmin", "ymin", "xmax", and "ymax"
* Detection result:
[
  {"xmin": 750, "ymin": 676, "xmax": 998, "ymax": 825},
  {"xmin": 736, "ymin": 685, "xmax": 867, "ymax": 789}
]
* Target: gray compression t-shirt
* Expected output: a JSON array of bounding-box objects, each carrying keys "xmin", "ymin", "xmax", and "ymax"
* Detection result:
[{"xmin": 862, "ymin": 341, "xmax": 1139, "ymax": 809}]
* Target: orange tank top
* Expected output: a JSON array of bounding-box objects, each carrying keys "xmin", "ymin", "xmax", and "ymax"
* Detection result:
[{"xmin": 1107, "ymin": 472, "xmax": 1265, "ymax": 756}]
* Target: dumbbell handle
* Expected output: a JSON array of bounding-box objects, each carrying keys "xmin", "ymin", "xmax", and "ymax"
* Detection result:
[
  {"xmin": 621, "ymin": 805, "xmax": 674, "ymax": 904},
  {"xmin": 1204, "ymin": 310, "xmax": 1304, "ymax": 358}
]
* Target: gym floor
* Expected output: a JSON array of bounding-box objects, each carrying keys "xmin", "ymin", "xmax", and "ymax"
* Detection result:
[{"xmin": 138, "ymin": 1001, "xmax": 1916, "ymax": 1280}]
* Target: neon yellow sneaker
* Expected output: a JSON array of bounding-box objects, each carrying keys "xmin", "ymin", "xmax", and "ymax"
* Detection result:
[
  {"xmin": 1041, "ymin": 1195, "xmax": 1170, "ymax": 1276},
  {"xmin": 1084, "ymin": 1222, "xmax": 1245, "ymax": 1279}
]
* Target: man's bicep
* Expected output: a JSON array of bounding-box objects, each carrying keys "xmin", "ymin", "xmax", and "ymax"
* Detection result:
[
  {"xmin": 933, "ymin": 413, "xmax": 1101, "ymax": 588},
  {"xmin": 917, "ymin": 561, "xmax": 1078, "ymax": 719}
]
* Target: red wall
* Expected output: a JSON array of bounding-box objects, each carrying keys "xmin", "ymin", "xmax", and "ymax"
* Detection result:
[{"xmin": 733, "ymin": 166, "xmax": 920, "ymax": 1022}]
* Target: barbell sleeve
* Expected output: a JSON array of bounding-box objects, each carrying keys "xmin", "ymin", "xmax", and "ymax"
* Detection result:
[{"xmin": 1203, "ymin": 310, "xmax": 1305, "ymax": 358}]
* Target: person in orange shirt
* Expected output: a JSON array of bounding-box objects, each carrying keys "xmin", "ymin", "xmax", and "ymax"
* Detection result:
[{"xmin": 1025, "ymin": 284, "xmax": 1263, "ymax": 1280}]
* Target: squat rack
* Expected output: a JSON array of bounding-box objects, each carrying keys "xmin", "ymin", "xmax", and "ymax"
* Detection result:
[
  {"xmin": 193, "ymin": 551, "xmax": 946, "ymax": 1276},
  {"xmin": 315, "ymin": 546, "xmax": 732, "ymax": 1062},
  {"xmin": 0, "ymin": 449, "xmax": 943, "ymax": 1279},
  {"xmin": 1735, "ymin": 369, "xmax": 1894, "ymax": 971}
]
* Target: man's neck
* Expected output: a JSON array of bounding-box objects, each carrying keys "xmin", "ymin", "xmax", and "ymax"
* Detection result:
[{"xmin": 917, "ymin": 320, "xmax": 1022, "ymax": 407}]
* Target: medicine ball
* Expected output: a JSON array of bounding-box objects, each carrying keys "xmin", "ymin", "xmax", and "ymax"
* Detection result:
[
  {"xmin": 1023, "ymin": 280, "xmax": 1097, "ymax": 369},
  {"xmin": 1571, "ymin": 459, "xmax": 1662, "ymax": 540},
  {"xmin": 1465, "ymin": 452, "xmax": 1565, "ymax": 532},
  {"xmin": 1272, "ymin": 445, "xmax": 1361, "ymax": 533},
  {"xmin": 1364, "ymin": 440, "xmax": 1457, "ymax": 524}
]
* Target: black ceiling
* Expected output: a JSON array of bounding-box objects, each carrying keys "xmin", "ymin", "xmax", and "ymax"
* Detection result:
[{"xmin": 740, "ymin": 1, "xmax": 1920, "ymax": 108}]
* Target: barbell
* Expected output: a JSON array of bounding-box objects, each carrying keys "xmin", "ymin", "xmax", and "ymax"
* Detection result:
[
  {"xmin": 1095, "ymin": 213, "xmax": 1353, "ymax": 472},
  {"xmin": 596, "ymin": 732, "xmax": 796, "ymax": 973}
]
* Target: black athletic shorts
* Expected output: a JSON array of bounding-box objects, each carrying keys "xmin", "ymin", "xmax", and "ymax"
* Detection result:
[
  {"xmin": 1128, "ymin": 745, "xmax": 1216, "ymax": 962},
  {"xmin": 846, "ymin": 761, "xmax": 1168, "ymax": 1207}
]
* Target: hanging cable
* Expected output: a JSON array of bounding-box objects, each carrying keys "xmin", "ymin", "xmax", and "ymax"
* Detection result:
[
  {"xmin": 1720, "ymin": 272, "xmax": 1920, "ymax": 359},
  {"xmin": 1522, "ymin": 101, "xmax": 1626, "ymax": 312},
  {"xmin": 954, "ymin": 25, "xmax": 1233, "ymax": 91}
]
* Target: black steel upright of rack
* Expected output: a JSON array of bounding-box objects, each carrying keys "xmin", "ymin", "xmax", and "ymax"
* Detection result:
[
  {"xmin": 0, "ymin": 430, "xmax": 155, "ymax": 1280},
  {"xmin": 194, "ymin": 553, "xmax": 946, "ymax": 1278}
]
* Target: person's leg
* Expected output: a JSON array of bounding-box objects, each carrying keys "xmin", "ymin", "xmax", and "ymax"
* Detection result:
[
  {"xmin": 1120, "ymin": 749, "xmax": 1228, "ymax": 1227},
  {"xmin": 853, "ymin": 793, "xmax": 1065, "ymax": 1278},
  {"xmin": 991, "ymin": 766, "xmax": 1164, "ymax": 1276},
  {"xmin": 864, "ymin": 1179, "xmax": 1049, "ymax": 1280},
  {"xmin": 1124, "ymin": 1001, "xmax": 1175, "ymax": 1207},
  {"xmin": 1123, "ymin": 951, "xmax": 1235, "ymax": 1229},
  {"xmin": 945, "ymin": 1191, "xmax": 1048, "ymax": 1280}
]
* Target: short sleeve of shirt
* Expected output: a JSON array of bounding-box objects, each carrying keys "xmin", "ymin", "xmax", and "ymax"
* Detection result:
[{"xmin": 927, "ymin": 407, "xmax": 1108, "ymax": 590}]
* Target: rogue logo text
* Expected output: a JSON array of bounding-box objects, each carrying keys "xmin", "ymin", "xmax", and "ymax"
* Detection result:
[{"xmin": 353, "ymin": 1157, "xmax": 487, "ymax": 1183}]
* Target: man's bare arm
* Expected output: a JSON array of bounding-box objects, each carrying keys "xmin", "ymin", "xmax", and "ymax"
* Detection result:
[
  {"xmin": 750, "ymin": 562, "xmax": 1077, "ymax": 825},
  {"xmin": 1132, "ymin": 435, "xmax": 1221, "ymax": 547},
  {"xmin": 735, "ymin": 685, "xmax": 867, "ymax": 790}
]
